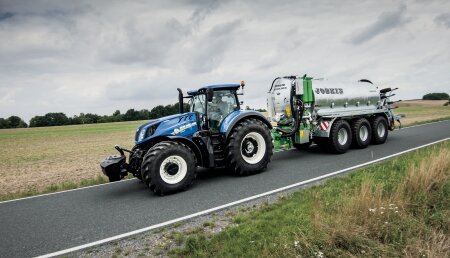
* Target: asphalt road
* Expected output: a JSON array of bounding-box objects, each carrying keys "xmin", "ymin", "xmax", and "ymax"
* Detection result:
[{"xmin": 1, "ymin": 120, "xmax": 449, "ymax": 258}]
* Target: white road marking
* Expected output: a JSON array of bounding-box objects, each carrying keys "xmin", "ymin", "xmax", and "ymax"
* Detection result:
[
  {"xmin": 36, "ymin": 137, "xmax": 449, "ymax": 258},
  {"xmin": 0, "ymin": 178, "xmax": 137, "ymax": 205}
]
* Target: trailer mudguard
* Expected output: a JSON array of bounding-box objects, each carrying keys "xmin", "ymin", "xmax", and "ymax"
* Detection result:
[{"xmin": 219, "ymin": 110, "xmax": 272, "ymax": 138}]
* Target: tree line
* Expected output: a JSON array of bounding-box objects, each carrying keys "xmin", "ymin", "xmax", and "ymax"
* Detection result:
[
  {"xmin": 0, "ymin": 103, "xmax": 189, "ymax": 129},
  {"xmin": 422, "ymin": 92, "xmax": 450, "ymax": 100},
  {"xmin": 0, "ymin": 116, "xmax": 28, "ymax": 129}
]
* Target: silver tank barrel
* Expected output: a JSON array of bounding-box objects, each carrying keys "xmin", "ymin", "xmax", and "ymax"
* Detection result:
[{"xmin": 312, "ymin": 80, "xmax": 380, "ymax": 117}]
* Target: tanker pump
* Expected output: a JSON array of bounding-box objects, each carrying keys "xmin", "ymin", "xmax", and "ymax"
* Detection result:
[{"xmin": 267, "ymin": 74, "xmax": 404, "ymax": 154}]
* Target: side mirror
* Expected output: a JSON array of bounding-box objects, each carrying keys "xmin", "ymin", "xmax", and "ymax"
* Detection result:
[{"xmin": 206, "ymin": 88, "xmax": 214, "ymax": 102}]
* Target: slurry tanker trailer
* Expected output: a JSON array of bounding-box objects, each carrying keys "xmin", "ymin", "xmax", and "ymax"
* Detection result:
[{"xmin": 101, "ymin": 75, "xmax": 402, "ymax": 195}]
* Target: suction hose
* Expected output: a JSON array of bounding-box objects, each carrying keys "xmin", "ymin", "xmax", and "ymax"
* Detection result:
[
  {"xmin": 276, "ymin": 83, "xmax": 304, "ymax": 137},
  {"xmin": 268, "ymin": 77, "xmax": 281, "ymax": 93}
]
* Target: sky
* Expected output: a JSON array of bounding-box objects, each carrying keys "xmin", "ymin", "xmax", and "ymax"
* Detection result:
[{"xmin": 1, "ymin": 0, "xmax": 449, "ymax": 122}]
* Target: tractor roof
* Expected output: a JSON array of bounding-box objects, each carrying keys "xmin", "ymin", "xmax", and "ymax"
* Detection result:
[{"xmin": 187, "ymin": 84, "xmax": 240, "ymax": 96}]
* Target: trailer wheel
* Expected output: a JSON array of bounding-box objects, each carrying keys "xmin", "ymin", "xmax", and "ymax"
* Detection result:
[
  {"xmin": 225, "ymin": 118, "xmax": 273, "ymax": 176},
  {"xmin": 351, "ymin": 118, "xmax": 372, "ymax": 149},
  {"xmin": 328, "ymin": 120, "xmax": 352, "ymax": 154},
  {"xmin": 371, "ymin": 116, "xmax": 388, "ymax": 144},
  {"xmin": 141, "ymin": 141, "xmax": 196, "ymax": 195}
]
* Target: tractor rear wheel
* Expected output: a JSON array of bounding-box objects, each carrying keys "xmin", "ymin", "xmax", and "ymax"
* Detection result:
[
  {"xmin": 327, "ymin": 120, "xmax": 352, "ymax": 154},
  {"xmin": 141, "ymin": 141, "xmax": 196, "ymax": 195},
  {"xmin": 351, "ymin": 118, "xmax": 371, "ymax": 149},
  {"xmin": 371, "ymin": 116, "xmax": 388, "ymax": 144},
  {"xmin": 225, "ymin": 118, "xmax": 273, "ymax": 176}
]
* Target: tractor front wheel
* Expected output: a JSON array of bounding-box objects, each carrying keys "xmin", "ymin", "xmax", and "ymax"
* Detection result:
[
  {"xmin": 225, "ymin": 119, "xmax": 273, "ymax": 176},
  {"xmin": 141, "ymin": 141, "xmax": 196, "ymax": 195}
]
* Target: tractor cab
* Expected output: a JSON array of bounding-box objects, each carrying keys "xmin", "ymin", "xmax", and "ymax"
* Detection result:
[{"xmin": 185, "ymin": 84, "xmax": 241, "ymax": 133}]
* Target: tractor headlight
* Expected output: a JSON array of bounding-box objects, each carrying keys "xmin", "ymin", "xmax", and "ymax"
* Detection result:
[
  {"xmin": 138, "ymin": 129, "xmax": 146, "ymax": 142},
  {"xmin": 137, "ymin": 123, "xmax": 159, "ymax": 142}
]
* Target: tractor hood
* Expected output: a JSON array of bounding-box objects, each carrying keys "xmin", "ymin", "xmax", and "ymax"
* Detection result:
[{"xmin": 135, "ymin": 112, "xmax": 199, "ymax": 144}]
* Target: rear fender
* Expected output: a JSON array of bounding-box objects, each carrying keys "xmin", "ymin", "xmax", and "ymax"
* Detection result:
[
  {"xmin": 220, "ymin": 110, "xmax": 272, "ymax": 138},
  {"xmin": 313, "ymin": 117, "xmax": 337, "ymax": 138}
]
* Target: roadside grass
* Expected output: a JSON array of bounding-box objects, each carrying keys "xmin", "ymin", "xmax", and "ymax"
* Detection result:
[
  {"xmin": 0, "ymin": 175, "xmax": 107, "ymax": 202},
  {"xmin": 0, "ymin": 173, "xmax": 136, "ymax": 202},
  {"xmin": 0, "ymin": 102, "xmax": 448, "ymax": 201},
  {"xmin": 170, "ymin": 140, "xmax": 450, "ymax": 257}
]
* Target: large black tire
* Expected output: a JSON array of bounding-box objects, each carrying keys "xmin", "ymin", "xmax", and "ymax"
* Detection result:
[
  {"xmin": 371, "ymin": 116, "xmax": 388, "ymax": 144},
  {"xmin": 351, "ymin": 118, "xmax": 372, "ymax": 149},
  {"xmin": 141, "ymin": 141, "xmax": 196, "ymax": 195},
  {"xmin": 327, "ymin": 120, "xmax": 352, "ymax": 154},
  {"xmin": 225, "ymin": 118, "xmax": 273, "ymax": 176}
]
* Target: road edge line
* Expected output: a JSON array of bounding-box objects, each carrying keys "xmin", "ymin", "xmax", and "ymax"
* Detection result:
[
  {"xmin": 35, "ymin": 137, "xmax": 450, "ymax": 258},
  {"xmin": 0, "ymin": 178, "xmax": 137, "ymax": 205}
]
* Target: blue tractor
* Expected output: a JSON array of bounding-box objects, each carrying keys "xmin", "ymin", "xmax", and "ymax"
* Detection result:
[{"xmin": 101, "ymin": 81, "xmax": 274, "ymax": 195}]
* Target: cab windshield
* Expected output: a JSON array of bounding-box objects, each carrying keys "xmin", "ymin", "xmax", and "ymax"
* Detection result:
[
  {"xmin": 189, "ymin": 90, "xmax": 238, "ymax": 132},
  {"xmin": 190, "ymin": 94, "xmax": 206, "ymax": 114}
]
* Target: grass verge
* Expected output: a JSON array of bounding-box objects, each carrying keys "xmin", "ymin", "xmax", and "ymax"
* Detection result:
[
  {"xmin": 0, "ymin": 174, "xmax": 133, "ymax": 202},
  {"xmin": 171, "ymin": 140, "xmax": 450, "ymax": 257},
  {"xmin": 0, "ymin": 175, "xmax": 108, "ymax": 202}
]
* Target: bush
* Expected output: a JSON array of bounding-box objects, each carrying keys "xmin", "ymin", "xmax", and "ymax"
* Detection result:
[
  {"xmin": 0, "ymin": 116, "xmax": 28, "ymax": 129},
  {"xmin": 422, "ymin": 93, "xmax": 449, "ymax": 100}
]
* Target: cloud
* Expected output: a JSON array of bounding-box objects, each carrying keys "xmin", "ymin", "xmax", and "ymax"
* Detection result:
[
  {"xmin": 0, "ymin": 12, "xmax": 14, "ymax": 21},
  {"xmin": 188, "ymin": 0, "xmax": 222, "ymax": 30},
  {"xmin": 434, "ymin": 13, "xmax": 450, "ymax": 28},
  {"xmin": 98, "ymin": 18, "xmax": 188, "ymax": 66},
  {"xmin": 348, "ymin": 4, "xmax": 409, "ymax": 45},
  {"xmin": 186, "ymin": 19, "xmax": 242, "ymax": 74}
]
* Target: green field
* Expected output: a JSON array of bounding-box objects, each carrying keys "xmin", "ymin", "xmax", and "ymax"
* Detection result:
[
  {"xmin": 0, "ymin": 121, "xmax": 144, "ymax": 199},
  {"xmin": 0, "ymin": 101, "xmax": 449, "ymax": 201},
  {"xmin": 395, "ymin": 100, "xmax": 450, "ymax": 125}
]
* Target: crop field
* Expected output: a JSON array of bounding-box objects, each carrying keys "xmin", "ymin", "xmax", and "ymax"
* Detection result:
[
  {"xmin": 0, "ymin": 100, "xmax": 449, "ymax": 200},
  {"xmin": 394, "ymin": 100, "xmax": 450, "ymax": 126},
  {"xmin": 0, "ymin": 121, "xmax": 143, "ymax": 199}
]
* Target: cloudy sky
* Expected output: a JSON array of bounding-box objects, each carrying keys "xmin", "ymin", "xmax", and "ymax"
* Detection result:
[{"xmin": 1, "ymin": 0, "xmax": 449, "ymax": 121}]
